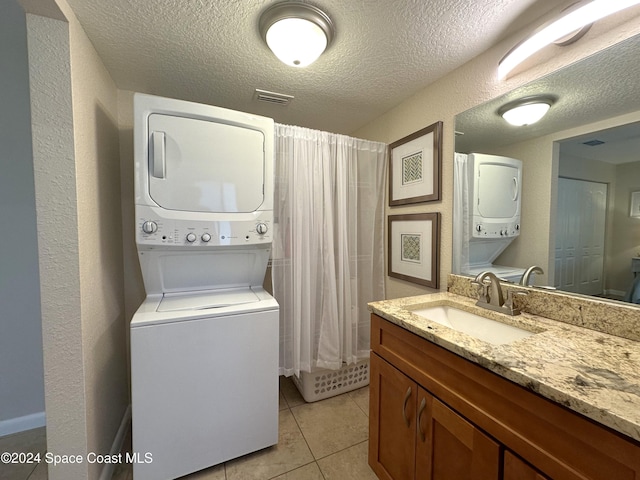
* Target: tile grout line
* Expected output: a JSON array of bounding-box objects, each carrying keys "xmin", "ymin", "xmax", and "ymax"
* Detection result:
[
  {"xmin": 313, "ymin": 438, "xmax": 370, "ymax": 462},
  {"xmin": 264, "ymin": 403, "xmax": 321, "ymax": 480},
  {"xmin": 280, "ymin": 379, "xmax": 330, "ymax": 479},
  {"xmin": 289, "ymin": 392, "xmax": 370, "ymax": 468},
  {"xmin": 24, "ymin": 461, "xmax": 39, "ymax": 480},
  {"xmin": 288, "ymin": 403, "xmax": 317, "ymax": 461}
]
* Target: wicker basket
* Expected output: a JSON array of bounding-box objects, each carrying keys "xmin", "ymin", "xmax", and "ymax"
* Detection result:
[{"xmin": 292, "ymin": 359, "xmax": 370, "ymax": 402}]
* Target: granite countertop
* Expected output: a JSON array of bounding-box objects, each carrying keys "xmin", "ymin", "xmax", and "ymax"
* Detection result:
[{"xmin": 368, "ymin": 292, "xmax": 640, "ymax": 443}]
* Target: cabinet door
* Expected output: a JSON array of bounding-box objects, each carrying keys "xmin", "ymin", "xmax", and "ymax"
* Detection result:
[
  {"xmin": 369, "ymin": 353, "xmax": 418, "ymax": 480},
  {"xmin": 416, "ymin": 388, "xmax": 500, "ymax": 480},
  {"xmin": 503, "ymin": 451, "xmax": 549, "ymax": 480}
]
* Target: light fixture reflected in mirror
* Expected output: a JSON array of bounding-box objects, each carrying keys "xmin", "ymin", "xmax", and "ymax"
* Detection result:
[
  {"xmin": 498, "ymin": 96, "xmax": 556, "ymax": 126},
  {"xmin": 498, "ymin": 0, "xmax": 640, "ymax": 79},
  {"xmin": 259, "ymin": 2, "xmax": 334, "ymax": 68}
]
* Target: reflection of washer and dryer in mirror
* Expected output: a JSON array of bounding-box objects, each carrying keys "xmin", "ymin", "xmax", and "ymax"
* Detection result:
[
  {"xmin": 131, "ymin": 93, "xmax": 279, "ymax": 480},
  {"xmin": 454, "ymin": 153, "xmax": 532, "ymax": 284}
]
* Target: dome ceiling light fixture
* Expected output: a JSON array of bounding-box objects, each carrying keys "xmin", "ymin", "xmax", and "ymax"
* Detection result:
[
  {"xmin": 497, "ymin": 96, "xmax": 556, "ymax": 127},
  {"xmin": 498, "ymin": 0, "xmax": 640, "ymax": 79},
  {"xmin": 259, "ymin": 1, "xmax": 335, "ymax": 68}
]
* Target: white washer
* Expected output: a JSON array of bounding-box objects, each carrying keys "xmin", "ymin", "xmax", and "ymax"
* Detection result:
[
  {"xmin": 131, "ymin": 288, "xmax": 278, "ymax": 480},
  {"xmin": 130, "ymin": 94, "xmax": 278, "ymax": 479}
]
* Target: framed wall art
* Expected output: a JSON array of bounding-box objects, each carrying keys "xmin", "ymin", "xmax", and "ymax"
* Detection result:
[
  {"xmin": 388, "ymin": 213, "xmax": 440, "ymax": 288},
  {"xmin": 631, "ymin": 191, "xmax": 640, "ymax": 217},
  {"xmin": 389, "ymin": 121, "xmax": 443, "ymax": 206}
]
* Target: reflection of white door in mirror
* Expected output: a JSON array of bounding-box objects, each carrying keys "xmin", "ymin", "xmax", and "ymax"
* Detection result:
[{"xmin": 554, "ymin": 178, "xmax": 606, "ymax": 296}]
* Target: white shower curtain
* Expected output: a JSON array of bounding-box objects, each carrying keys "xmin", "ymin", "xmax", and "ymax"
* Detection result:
[
  {"xmin": 272, "ymin": 124, "xmax": 387, "ymax": 377},
  {"xmin": 453, "ymin": 153, "xmax": 470, "ymax": 274}
]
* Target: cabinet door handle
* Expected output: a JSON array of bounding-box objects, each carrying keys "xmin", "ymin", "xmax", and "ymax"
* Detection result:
[
  {"xmin": 402, "ymin": 387, "xmax": 412, "ymax": 427},
  {"xmin": 417, "ymin": 397, "xmax": 427, "ymax": 442}
]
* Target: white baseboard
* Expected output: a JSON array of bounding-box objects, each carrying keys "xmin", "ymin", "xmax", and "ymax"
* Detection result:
[
  {"xmin": 99, "ymin": 405, "xmax": 132, "ymax": 480},
  {"xmin": 0, "ymin": 411, "xmax": 46, "ymax": 437}
]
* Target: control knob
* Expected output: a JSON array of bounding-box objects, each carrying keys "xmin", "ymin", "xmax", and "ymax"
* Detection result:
[
  {"xmin": 142, "ymin": 221, "xmax": 158, "ymax": 234},
  {"xmin": 475, "ymin": 224, "xmax": 483, "ymax": 232},
  {"xmin": 256, "ymin": 223, "xmax": 268, "ymax": 235},
  {"xmin": 201, "ymin": 233, "xmax": 211, "ymax": 243},
  {"xmin": 186, "ymin": 232, "xmax": 197, "ymax": 243}
]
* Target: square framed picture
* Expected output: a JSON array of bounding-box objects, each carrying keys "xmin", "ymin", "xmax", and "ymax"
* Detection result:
[
  {"xmin": 389, "ymin": 121, "xmax": 443, "ymax": 206},
  {"xmin": 388, "ymin": 213, "xmax": 440, "ymax": 288}
]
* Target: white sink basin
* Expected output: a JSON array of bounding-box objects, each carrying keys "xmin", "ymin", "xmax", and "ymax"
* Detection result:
[{"xmin": 412, "ymin": 305, "xmax": 535, "ymax": 345}]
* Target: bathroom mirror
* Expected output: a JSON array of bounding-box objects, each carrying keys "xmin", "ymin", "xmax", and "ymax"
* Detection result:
[{"xmin": 454, "ymin": 32, "xmax": 640, "ymax": 305}]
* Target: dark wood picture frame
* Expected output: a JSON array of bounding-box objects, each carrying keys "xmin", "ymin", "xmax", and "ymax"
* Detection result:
[
  {"xmin": 389, "ymin": 121, "xmax": 443, "ymax": 206},
  {"xmin": 388, "ymin": 212, "xmax": 440, "ymax": 288}
]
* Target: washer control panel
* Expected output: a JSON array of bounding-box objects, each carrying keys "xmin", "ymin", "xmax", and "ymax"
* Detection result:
[
  {"xmin": 136, "ymin": 207, "xmax": 272, "ymax": 247},
  {"xmin": 472, "ymin": 218, "xmax": 520, "ymax": 238}
]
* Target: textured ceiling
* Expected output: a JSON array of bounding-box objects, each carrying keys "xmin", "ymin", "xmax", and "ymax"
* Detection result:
[
  {"xmin": 455, "ymin": 33, "xmax": 640, "ymax": 163},
  {"xmin": 64, "ymin": 0, "xmax": 560, "ymax": 134}
]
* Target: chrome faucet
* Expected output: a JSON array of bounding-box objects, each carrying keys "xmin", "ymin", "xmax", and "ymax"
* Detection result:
[
  {"xmin": 519, "ymin": 266, "xmax": 544, "ymax": 286},
  {"xmin": 473, "ymin": 271, "xmax": 524, "ymax": 315},
  {"xmin": 473, "ymin": 271, "xmax": 504, "ymax": 308}
]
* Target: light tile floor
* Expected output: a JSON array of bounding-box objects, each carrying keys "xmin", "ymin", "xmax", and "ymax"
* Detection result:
[
  {"xmin": 1, "ymin": 377, "xmax": 377, "ymax": 480},
  {"xmin": 0, "ymin": 427, "xmax": 47, "ymax": 480}
]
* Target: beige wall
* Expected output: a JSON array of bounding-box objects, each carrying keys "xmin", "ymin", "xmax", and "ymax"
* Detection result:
[
  {"xmin": 559, "ymin": 154, "xmax": 617, "ymax": 182},
  {"xmin": 59, "ymin": 0, "xmax": 129, "ymax": 478},
  {"xmin": 26, "ymin": 10, "xmax": 88, "ymax": 479},
  {"xmin": 24, "ymin": 0, "xmax": 128, "ymax": 478},
  {"xmin": 354, "ymin": 2, "xmax": 640, "ymax": 300}
]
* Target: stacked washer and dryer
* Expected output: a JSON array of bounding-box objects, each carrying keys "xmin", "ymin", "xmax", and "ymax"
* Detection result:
[
  {"xmin": 130, "ymin": 94, "xmax": 279, "ymax": 480},
  {"xmin": 454, "ymin": 152, "xmax": 526, "ymax": 283}
]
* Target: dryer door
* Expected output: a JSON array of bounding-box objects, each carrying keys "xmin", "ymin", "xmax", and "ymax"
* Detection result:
[
  {"xmin": 475, "ymin": 162, "xmax": 520, "ymax": 219},
  {"xmin": 147, "ymin": 113, "xmax": 265, "ymax": 213}
]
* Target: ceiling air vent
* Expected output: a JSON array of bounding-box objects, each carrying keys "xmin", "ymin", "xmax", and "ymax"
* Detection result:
[
  {"xmin": 583, "ymin": 139, "xmax": 605, "ymax": 146},
  {"xmin": 254, "ymin": 89, "xmax": 294, "ymax": 106}
]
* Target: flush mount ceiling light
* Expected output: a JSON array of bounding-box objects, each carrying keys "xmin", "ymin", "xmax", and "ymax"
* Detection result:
[
  {"xmin": 498, "ymin": 0, "xmax": 640, "ymax": 79},
  {"xmin": 498, "ymin": 96, "xmax": 556, "ymax": 126},
  {"xmin": 259, "ymin": 1, "xmax": 334, "ymax": 68}
]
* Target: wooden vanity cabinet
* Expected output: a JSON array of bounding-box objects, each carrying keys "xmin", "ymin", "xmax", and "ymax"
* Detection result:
[
  {"xmin": 368, "ymin": 314, "xmax": 640, "ymax": 480},
  {"xmin": 503, "ymin": 451, "xmax": 549, "ymax": 480},
  {"xmin": 370, "ymin": 354, "xmax": 500, "ymax": 480},
  {"xmin": 416, "ymin": 384, "xmax": 500, "ymax": 480},
  {"xmin": 369, "ymin": 353, "xmax": 417, "ymax": 480}
]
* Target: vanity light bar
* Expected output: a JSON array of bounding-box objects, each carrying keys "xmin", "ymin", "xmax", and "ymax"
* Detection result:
[{"xmin": 498, "ymin": 0, "xmax": 640, "ymax": 79}]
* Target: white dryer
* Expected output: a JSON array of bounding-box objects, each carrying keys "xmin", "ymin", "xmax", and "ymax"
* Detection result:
[
  {"xmin": 454, "ymin": 153, "xmax": 525, "ymax": 282},
  {"xmin": 130, "ymin": 94, "xmax": 279, "ymax": 480}
]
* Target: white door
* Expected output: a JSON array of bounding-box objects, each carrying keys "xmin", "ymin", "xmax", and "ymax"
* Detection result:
[{"xmin": 555, "ymin": 178, "xmax": 607, "ymax": 295}]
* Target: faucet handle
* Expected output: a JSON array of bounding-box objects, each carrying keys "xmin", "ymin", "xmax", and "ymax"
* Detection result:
[
  {"xmin": 504, "ymin": 290, "xmax": 528, "ymax": 315},
  {"xmin": 472, "ymin": 280, "xmax": 490, "ymax": 303}
]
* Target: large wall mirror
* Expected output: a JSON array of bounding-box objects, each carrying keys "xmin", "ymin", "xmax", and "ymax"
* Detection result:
[{"xmin": 454, "ymin": 32, "xmax": 640, "ymax": 307}]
